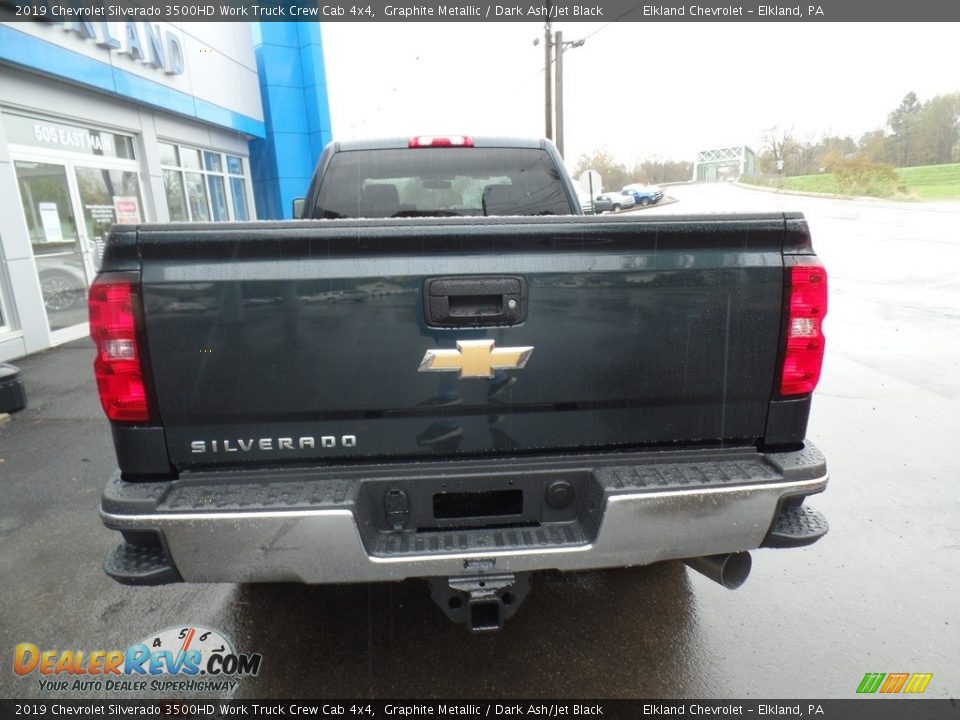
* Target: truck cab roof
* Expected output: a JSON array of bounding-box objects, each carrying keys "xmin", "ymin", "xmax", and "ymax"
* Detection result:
[{"xmin": 332, "ymin": 136, "xmax": 547, "ymax": 152}]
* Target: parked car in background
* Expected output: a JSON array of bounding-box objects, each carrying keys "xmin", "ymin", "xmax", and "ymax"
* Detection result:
[
  {"xmin": 622, "ymin": 184, "xmax": 665, "ymax": 207},
  {"xmin": 593, "ymin": 192, "xmax": 636, "ymax": 213}
]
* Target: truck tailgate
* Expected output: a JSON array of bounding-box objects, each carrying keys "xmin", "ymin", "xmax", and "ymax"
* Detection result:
[{"xmin": 134, "ymin": 215, "xmax": 788, "ymax": 470}]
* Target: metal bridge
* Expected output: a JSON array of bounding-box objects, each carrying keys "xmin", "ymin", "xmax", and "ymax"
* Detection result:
[{"xmin": 693, "ymin": 146, "xmax": 756, "ymax": 182}]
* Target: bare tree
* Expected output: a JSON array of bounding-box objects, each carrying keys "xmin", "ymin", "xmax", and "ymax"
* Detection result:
[
  {"xmin": 792, "ymin": 131, "xmax": 820, "ymax": 175},
  {"xmin": 572, "ymin": 150, "xmax": 630, "ymax": 191},
  {"xmin": 629, "ymin": 158, "xmax": 692, "ymax": 184},
  {"xmin": 762, "ymin": 126, "xmax": 796, "ymax": 174}
]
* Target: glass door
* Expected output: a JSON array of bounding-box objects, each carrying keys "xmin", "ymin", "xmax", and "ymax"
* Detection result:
[
  {"xmin": 74, "ymin": 166, "xmax": 144, "ymax": 270},
  {"xmin": 7, "ymin": 113, "xmax": 147, "ymax": 341},
  {"xmin": 13, "ymin": 160, "xmax": 90, "ymax": 332}
]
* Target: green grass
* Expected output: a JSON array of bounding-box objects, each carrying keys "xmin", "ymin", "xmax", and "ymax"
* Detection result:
[
  {"xmin": 896, "ymin": 163, "xmax": 960, "ymax": 200},
  {"xmin": 775, "ymin": 175, "xmax": 843, "ymax": 194},
  {"xmin": 741, "ymin": 163, "xmax": 960, "ymax": 201}
]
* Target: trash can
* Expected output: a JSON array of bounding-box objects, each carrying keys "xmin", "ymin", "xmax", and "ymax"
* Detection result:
[{"xmin": 0, "ymin": 364, "xmax": 26, "ymax": 413}]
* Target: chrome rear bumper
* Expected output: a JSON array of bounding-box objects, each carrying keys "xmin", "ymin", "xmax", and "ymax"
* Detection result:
[{"xmin": 100, "ymin": 444, "xmax": 828, "ymax": 584}]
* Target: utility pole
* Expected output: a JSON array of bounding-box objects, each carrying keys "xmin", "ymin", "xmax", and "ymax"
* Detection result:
[
  {"xmin": 544, "ymin": 19, "xmax": 552, "ymax": 140},
  {"xmin": 553, "ymin": 33, "xmax": 584, "ymax": 159},
  {"xmin": 554, "ymin": 30, "xmax": 564, "ymax": 157}
]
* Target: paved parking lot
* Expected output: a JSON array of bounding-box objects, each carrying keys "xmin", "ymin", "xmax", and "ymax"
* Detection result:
[{"xmin": 1, "ymin": 184, "xmax": 958, "ymax": 699}]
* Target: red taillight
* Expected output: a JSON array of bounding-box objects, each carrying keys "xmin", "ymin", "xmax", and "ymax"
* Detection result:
[
  {"xmin": 408, "ymin": 135, "xmax": 474, "ymax": 148},
  {"xmin": 780, "ymin": 259, "xmax": 828, "ymax": 396},
  {"xmin": 89, "ymin": 278, "xmax": 149, "ymax": 422}
]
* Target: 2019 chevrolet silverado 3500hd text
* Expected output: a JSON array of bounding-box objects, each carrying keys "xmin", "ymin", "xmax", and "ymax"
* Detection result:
[{"xmin": 91, "ymin": 136, "xmax": 829, "ymax": 631}]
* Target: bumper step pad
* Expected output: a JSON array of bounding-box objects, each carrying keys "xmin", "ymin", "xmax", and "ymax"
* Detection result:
[
  {"xmin": 104, "ymin": 542, "xmax": 182, "ymax": 586},
  {"xmin": 762, "ymin": 504, "xmax": 829, "ymax": 548}
]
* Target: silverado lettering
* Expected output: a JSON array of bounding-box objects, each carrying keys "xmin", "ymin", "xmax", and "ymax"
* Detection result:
[{"xmin": 190, "ymin": 435, "xmax": 358, "ymax": 453}]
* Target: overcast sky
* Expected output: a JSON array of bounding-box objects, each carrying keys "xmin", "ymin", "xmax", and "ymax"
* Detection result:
[{"xmin": 321, "ymin": 22, "xmax": 960, "ymax": 168}]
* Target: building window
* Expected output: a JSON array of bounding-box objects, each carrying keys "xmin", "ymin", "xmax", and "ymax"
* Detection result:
[
  {"xmin": 227, "ymin": 155, "xmax": 250, "ymax": 221},
  {"xmin": 159, "ymin": 142, "xmax": 252, "ymax": 222}
]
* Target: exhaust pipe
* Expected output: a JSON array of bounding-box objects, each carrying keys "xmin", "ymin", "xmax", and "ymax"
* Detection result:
[{"xmin": 684, "ymin": 552, "xmax": 752, "ymax": 589}]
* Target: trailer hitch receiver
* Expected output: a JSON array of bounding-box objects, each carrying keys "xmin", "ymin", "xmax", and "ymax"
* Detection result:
[{"xmin": 429, "ymin": 573, "xmax": 530, "ymax": 632}]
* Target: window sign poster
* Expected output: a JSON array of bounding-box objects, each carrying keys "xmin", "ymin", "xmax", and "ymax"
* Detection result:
[
  {"xmin": 86, "ymin": 205, "xmax": 115, "ymax": 224},
  {"xmin": 113, "ymin": 196, "xmax": 142, "ymax": 224},
  {"xmin": 39, "ymin": 202, "xmax": 63, "ymax": 243}
]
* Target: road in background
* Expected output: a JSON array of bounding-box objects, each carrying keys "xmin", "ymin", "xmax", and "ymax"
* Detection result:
[
  {"xmin": 1, "ymin": 184, "xmax": 958, "ymax": 699},
  {"xmin": 653, "ymin": 182, "xmax": 960, "ymax": 400}
]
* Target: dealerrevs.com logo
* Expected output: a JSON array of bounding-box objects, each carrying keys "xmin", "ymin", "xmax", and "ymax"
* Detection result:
[{"xmin": 14, "ymin": 626, "xmax": 262, "ymax": 693}]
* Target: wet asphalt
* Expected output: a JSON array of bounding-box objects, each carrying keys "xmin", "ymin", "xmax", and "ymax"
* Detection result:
[{"xmin": 1, "ymin": 183, "xmax": 958, "ymax": 700}]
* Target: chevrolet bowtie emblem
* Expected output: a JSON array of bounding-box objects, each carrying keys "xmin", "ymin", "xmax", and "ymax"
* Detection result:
[{"xmin": 418, "ymin": 339, "xmax": 534, "ymax": 379}]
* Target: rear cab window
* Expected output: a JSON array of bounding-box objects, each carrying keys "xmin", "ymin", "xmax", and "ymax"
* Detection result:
[{"xmin": 311, "ymin": 147, "xmax": 573, "ymax": 218}]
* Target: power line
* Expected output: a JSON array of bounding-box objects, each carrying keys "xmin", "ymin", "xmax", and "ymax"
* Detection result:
[
  {"xmin": 582, "ymin": 4, "xmax": 647, "ymax": 41},
  {"xmin": 533, "ymin": 6, "xmax": 646, "ymax": 76}
]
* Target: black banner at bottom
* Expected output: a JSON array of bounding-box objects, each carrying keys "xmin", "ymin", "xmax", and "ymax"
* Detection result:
[{"xmin": 1, "ymin": 700, "xmax": 958, "ymax": 720}]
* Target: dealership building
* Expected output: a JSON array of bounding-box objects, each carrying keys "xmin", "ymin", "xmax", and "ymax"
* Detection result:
[{"xmin": 0, "ymin": 21, "xmax": 332, "ymax": 360}]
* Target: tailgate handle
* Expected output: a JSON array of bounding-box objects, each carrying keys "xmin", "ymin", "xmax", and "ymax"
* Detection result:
[{"xmin": 424, "ymin": 276, "xmax": 527, "ymax": 328}]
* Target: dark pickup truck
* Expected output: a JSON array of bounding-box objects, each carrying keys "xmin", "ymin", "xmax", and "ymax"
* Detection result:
[{"xmin": 91, "ymin": 136, "xmax": 829, "ymax": 631}]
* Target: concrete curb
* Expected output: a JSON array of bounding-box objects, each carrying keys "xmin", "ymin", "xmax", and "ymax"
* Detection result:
[
  {"xmin": 732, "ymin": 181, "xmax": 884, "ymax": 202},
  {"xmin": 617, "ymin": 196, "xmax": 680, "ymax": 214}
]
